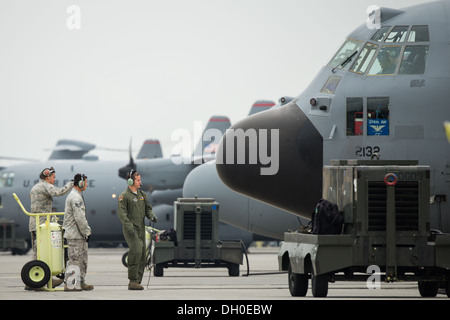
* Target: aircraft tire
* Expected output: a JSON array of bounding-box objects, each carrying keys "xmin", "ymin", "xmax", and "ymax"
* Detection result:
[
  {"xmin": 12, "ymin": 239, "xmax": 31, "ymax": 255},
  {"xmin": 288, "ymin": 264, "xmax": 308, "ymax": 297},
  {"xmin": 418, "ymin": 280, "xmax": 438, "ymax": 297},
  {"xmin": 21, "ymin": 260, "xmax": 51, "ymax": 289},
  {"xmin": 311, "ymin": 273, "xmax": 328, "ymax": 297}
]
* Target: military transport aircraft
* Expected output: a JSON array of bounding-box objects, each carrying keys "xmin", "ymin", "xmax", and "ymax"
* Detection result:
[{"xmin": 215, "ymin": 1, "xmax": 450, "ymax": 235}]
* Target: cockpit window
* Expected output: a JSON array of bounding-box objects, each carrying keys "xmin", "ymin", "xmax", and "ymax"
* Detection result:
[
  {"xmin": 399, "ymin": 46, "xmax": 428, "ymax": 74},
  {"xmin": 385, "ymin": 26, "xmax": 409, "ymax": 43},
  {"xmin": 0, "ymin": 171, "xmax": 14, "ymax": 187},
  {"xmin": 321, "ymin": 75, "xmax": 342, "ymax": 94},
  {"xmin": 408, "ymin": 25, "xmax": 430, "ymax": 42},
  {"xmin": 347, "ymin": 25, "xmax": 430, "ymax": 76},
  {"xmin": 328, "ymin": 39, "xmax": 363, "ymax": 70},
  {"xmin": 368, "ymin": 46, "xmax": 401, "ymax": 75},
  {"xmin": 350, "ymin": 43, "xmax": 378, "ymax": 74},
  {"xmin": 371, "ymin": 26, "xmax": 391, "ymax": 42}
]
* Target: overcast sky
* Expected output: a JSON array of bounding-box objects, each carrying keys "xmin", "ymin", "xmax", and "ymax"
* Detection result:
[{"xmin": 0, "ymin": 0, "xmax": 430, "ymax": 165}]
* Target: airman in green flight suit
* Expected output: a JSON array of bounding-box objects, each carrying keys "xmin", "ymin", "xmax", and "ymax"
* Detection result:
[{"xmin": 118, "ymin": 170, "xmax": 157, "ymax": 290}]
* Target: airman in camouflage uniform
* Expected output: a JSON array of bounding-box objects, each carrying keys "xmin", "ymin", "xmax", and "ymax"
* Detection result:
[
  {"xmin": 63, "ymin": 173, "xmax": 93, "ymax": 291},
  {"xmin": 29, "ymin": 167, "xmax": 73, "ymax": 260},
  {"xmin": 118, "ymin": 170, "xmax": 157, "ymax": 290},
  {"xmin": 25, "ymin": 167, "xmax": 73, "ymax": 290}
]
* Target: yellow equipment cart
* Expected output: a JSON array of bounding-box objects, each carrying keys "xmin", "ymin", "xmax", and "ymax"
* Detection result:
[{"xmin": 13, "ymin": 193, "xmax": 66, "ymax": 291}]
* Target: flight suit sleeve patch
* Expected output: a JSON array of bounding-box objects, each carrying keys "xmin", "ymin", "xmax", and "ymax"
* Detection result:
[{"xmin": 118, "ymin": 196, "xmax": 123, "ymax": 201}]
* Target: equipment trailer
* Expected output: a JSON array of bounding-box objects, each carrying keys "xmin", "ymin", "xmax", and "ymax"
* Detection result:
[
  {"xmin": 152, "ymin": 198, "xmax": 244, "ymax": 277},
  {"xmin": 278, "ymin": 160, "xmax": 450, "ymax": 297}
]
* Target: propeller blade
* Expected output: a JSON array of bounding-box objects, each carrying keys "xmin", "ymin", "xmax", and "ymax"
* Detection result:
[{"xmin": 118, "ymin": 137, "xmax": 136, "ymax": 179}]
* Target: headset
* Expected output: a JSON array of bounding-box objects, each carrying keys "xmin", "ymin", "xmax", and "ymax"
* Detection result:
[
  {"xmin": 75, "ymin": 173, "xmax": 87, "ymax": 189},
  {"xmin": 42, "ymin": 168, "xmax": 55, "ymax": 177},
  {"xmin": 127, "ymin": 169, "xmax": 136, "ymax": 186}
]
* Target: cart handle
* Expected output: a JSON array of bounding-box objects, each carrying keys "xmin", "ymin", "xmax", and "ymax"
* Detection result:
[
  {"xmin": 146, "ymin": 226, "xmax": 162, "ymax": 233},
  {"xmin": 12, "ymin": 193, "xmax": 65, "ymax": 217}
]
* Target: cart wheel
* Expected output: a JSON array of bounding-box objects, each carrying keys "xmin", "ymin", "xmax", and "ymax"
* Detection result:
[
  {"xmin": 122, "ymin": 251, "xmax": 129, "ymax": 268},
  {"xmin": 311, "ymin": 273, "xmax": 328, "ymax": 297},
  {"xmin": 288, "ymin": 264, "xmax": 308, "ymax": 297},
  {"xmin": 154, "ymin": 263, "xmax": 164, "ymax": 277},
  {"xmin": 21, "ymin": 260, "xmax": 51, "ymax": 289},
  {"xmin": 418, "ymin": 281, "xmax": 438, "ymax": 297},
  {"xmin": 228, "ymin": 263, "xmax": 240, "ymax": 277}
]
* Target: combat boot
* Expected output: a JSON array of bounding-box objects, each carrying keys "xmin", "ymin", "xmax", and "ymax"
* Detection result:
[
  {"xmin": 64, "ymin": 284, "xmax": 82, "ymax": 291},
  {"xmin": 24, "ymin": 286, "xmax": 44, "ymax": 291},
  {"xmin": 128, "ymin": 281, "xmax": 144, "ymax": 290},
  {"xmin": 81, "ymin": 282, "xmax": 94, "ymax": 291},
  {"xmin": 52, "ymin": 278, "xmax": 64, "ymax": 288}
]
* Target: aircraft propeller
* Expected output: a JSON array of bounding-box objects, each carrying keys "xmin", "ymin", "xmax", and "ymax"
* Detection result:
[{"xmin": 118, "ymin": 137, "xmax": 137, "ymax": 179}]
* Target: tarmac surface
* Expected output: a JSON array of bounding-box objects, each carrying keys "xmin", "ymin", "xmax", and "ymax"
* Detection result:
[{"xmin": 0, "ymin": 245, "xmax": 449, "ymax": 301}]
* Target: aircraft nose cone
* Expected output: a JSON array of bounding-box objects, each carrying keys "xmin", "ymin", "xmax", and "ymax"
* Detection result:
[{"xmin": 216, "ymin": 102, "xmax": 323, "ymax": 218}]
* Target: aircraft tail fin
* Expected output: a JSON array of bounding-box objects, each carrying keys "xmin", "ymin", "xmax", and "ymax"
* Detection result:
[
  {"xmin": 248, "ymin": 100, "xmax": 275, "ymax": 115},
  {"xmin": 136, "ymin": 139, "xmax": 163, "ymax": 159},
  {"xmin": 193, "ymin": 116, "xmax": 231, "ymax": 158}
]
